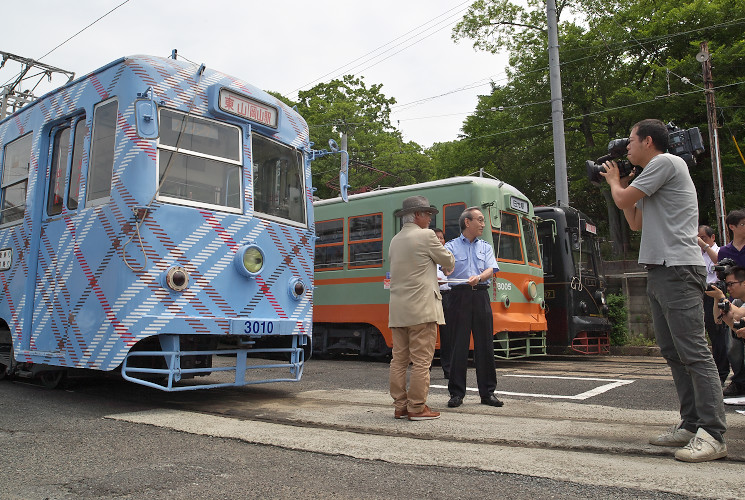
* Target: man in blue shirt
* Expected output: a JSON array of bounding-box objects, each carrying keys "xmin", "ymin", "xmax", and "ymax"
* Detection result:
[{"xmin": 443, "ymin": 207, "xmax": 503, "ymax": 408}]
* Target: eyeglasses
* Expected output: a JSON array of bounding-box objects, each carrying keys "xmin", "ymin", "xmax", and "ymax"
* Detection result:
[
  {"xmin": 725, "ymin": 280, "xmax": 744, "ymax": 288},
  {"xmin": 468, "ymin": 216, "xmax": 486, "ymax": 223}
]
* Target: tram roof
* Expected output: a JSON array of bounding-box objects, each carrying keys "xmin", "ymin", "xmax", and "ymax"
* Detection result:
[
  {"xmin": 1, "ymin": 55, "xmax": 297, "ymax": 132},
  {"xmin": 314, "ymin": 176, "xmax": 528, "ymax": 207}
]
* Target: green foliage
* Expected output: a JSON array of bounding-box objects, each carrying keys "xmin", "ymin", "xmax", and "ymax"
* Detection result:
[
  {"xmin": 446, "ymin": 0, "xmax": 745, "ymax": 257},
  {"xmin": 284, "ymin": 75, "xmax": 433, "ymax": 199},
  {"xmin": 606, "ymin": 293, "xmax": 629, "ymax": 346}
]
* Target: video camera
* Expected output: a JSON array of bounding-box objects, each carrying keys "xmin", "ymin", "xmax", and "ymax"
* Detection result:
[
  {"xmin": 707, "ymin": 257, "xmax": 737, "ymax": 293},
  {"xmin": 586, "ymin": 123, "xmax": 705, "ymax": 185}
]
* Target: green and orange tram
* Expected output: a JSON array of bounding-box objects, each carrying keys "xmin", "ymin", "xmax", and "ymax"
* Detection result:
[{"xmin": 312, "ymin": 176, "xmax": 547, "ymax": 359}]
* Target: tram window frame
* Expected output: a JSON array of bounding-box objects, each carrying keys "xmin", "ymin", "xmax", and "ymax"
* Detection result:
[
  {"xmin": 48, "ymin": 126, "xmax": 71, "ymax": 216},
  {"xmin": 67, "ymin": 117, "xmax": 88, "ymax": 211},
  {"xmin": 0, "ymin": 133, "xmax": 33, "ymax": 226},
  {"xmin": 493, "ymin": 211, "xmax": 525, "ymax": 264},
  {"xmin": 86, "ymin": 98, "xmax": 118, "ymax": 206},
  {"xmin": 47, "ymin": 115, "xmax": 88, "ymax": 216},
  {"xmin": 251, "ymin": 133, "xmax": 306, "ymax": 226},
  {"xmin": 315, "ymin": 218, "xmax": 344, "ymax": 271},
  {"xmin": 157, "ymin": 108, "xmax": 244, "ymax": 215},
  {"xmin": 348, "ymin": 213, "xmax": 383, "ymax": 269},
  {"xmin": 443, "ymin": 202, "xmax": 466, "ymax": 242},
  {"xmin": 521, "ymin": 216, "xmax": 542, "ymax": 268}
]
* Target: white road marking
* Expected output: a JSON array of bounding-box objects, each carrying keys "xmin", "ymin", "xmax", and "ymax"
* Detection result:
[{"xmin": 431, "ymin": 374, "xmax": 635, "ymax": 400}]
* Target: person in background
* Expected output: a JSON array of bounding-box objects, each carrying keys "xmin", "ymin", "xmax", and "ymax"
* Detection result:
[
  {"xmin": 716, "ymin": 210, "xmax": 745, "ymax": 397},
  {"xmin": 697, "ymin": 225, "xmax": 730, "ymax": 386},
  {"xmin": 388, "ymin": 197, "xmax": 454, "ymax": 421},
  {"xmin": 433, "ymin": 228, "xmax": 452, "ymax": 380}
]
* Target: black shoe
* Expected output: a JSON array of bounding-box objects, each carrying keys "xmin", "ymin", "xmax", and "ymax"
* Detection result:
[
  {"xmin": 447, "ymin": 395, "xmax": 463, "ymax": 407},
  {"xmin": 481, "ymin": 394, "xmax": 504, "ymax": 407},
  {"xmin": 443, "ymin": 372, "xmax": 449, "ymax": 380},
  {"xmin": 723, "ymin": 382, "xmax": 745, "ymax": 397}
]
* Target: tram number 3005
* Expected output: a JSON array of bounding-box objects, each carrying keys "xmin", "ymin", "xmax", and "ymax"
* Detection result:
[{"xmin": 495, "ymin": 282, "xmax": 512, "ymax": 291}]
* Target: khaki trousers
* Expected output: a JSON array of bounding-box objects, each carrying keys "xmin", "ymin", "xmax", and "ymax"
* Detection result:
[{"xmin": 390, "ymin": 322, "xmax": 437, "ymax": 413}]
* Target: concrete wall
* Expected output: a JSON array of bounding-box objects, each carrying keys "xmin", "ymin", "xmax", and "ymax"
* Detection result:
[{"xmin": 603, "ymin": 260, "xmax": 654, "ymax": 339}]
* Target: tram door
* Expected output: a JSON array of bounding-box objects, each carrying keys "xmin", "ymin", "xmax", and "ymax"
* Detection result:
[{"xmin": 30, "ymin": 116, "xmax": 90, "ymax": 353}]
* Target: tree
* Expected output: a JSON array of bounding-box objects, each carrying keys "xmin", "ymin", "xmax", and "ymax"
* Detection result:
[
  {"xmin": 288, "ymin": 76, "xmax": 434, "ymax": 199},
  {"xmin": 447, "ymin": 0, "xmax": 745, "ymax": 256}
]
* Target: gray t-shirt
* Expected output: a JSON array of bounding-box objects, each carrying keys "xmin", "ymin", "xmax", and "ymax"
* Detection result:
[{"xmin": 632, "ymin": 153, "xmax": 704, "ymax": 266}]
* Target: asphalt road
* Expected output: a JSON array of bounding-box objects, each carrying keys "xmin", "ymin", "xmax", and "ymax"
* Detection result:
[{"xmin": 1, "ymin": 355, "xmax": 743, "ymax": 499}]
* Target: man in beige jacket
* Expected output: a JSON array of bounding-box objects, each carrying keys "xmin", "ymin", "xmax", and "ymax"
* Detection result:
[{"xmin": 389, "ymin": 196, "xmax": 455, "ymax": 421}]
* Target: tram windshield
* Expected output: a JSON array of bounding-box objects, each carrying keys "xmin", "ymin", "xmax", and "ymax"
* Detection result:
[
  {"xmin": 157, "ymin": 109, "xmax": 242, "ymax": 212},
  {"xmin": 571, "ymin": 231, "xmax": 597, "ymax": 276},
  {"xmin": 252, "ymin": 134, "xmax": 306, "ymax": 225}
]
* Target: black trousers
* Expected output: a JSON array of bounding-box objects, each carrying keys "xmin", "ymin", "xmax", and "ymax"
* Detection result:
[
  {"xmin": 439, "ymin": 291, "xmax": 453, "ymax": 377},
  {"xmin": 446, "ymin": 287, "xmax": 497, "ymax": 398},
  {"xmin": 703, "ymin": 293, "xmax": 730, "ymax": 384}
]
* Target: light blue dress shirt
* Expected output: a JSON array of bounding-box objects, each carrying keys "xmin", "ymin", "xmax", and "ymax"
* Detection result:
[{"xmin": 444, "ymin": 234, "xmax": 499, "ymax": 284}]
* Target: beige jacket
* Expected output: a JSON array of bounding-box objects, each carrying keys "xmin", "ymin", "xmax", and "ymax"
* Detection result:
[{"xmin": 388, "ymin": 223, "xmax": 455, "ymax": 327}]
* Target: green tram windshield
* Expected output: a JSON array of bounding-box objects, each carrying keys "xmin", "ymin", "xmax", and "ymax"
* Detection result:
[{"xmin": 492, "ymin": 211, "xmax": 541, "ymax": 267}]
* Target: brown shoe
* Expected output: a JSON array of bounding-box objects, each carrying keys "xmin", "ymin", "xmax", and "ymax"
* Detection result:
[
  {"xmin": 408, "ymin": 405, "xmax": 440, "ymax": 421},
  {"xmin": 394, "ymin": 407, "xmax": 408, "ymax": 419}
]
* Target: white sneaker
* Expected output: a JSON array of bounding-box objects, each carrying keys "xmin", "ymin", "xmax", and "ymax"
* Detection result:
[
  {"xmin": 649, "ymin": 421, "xmax": 696, "ymax": 447},
  {"xmin": 674, "ymin": 428, "xmax": 727, "ymax": 463}
]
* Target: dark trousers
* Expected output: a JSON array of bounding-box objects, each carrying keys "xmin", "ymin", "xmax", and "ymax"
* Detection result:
[
  {"xmin": 439, "ymin": 291, "xmax": 452, "ymax": 377},
  {"xmin": 446, "ymin": 287, "xmax": 497, "ymax": 399},
  {"xmin": 703, "ymin": 293, "xmax": 731, "ymax": 384}
]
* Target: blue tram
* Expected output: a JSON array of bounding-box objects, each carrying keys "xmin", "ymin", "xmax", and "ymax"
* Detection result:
[{"xmin": 0, "ymin": 54, "xmax": 322, "ymax": 390}]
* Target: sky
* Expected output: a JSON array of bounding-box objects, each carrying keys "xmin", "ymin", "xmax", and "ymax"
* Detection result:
[{"xmin": 1, "ymin": 0, "xmax": 511, "ymax": 148}]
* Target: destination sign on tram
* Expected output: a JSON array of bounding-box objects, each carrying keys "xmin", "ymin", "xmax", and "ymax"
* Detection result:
[
  {"xmin": 509, "ymin": 196, "xmax": 529, "ymax": 213},
  {"xmin": 219, "ymin": 88, "xmax": 278, "ymax": 128}
]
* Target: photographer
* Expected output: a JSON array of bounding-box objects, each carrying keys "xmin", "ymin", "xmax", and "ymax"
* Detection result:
[
  {"xmin": 705, "ymin": 266, "xmax": 745, "ymax": 339},
  {"xmin": 715, "ymin": 210, "xmax": 745, "ymax": 397},
  {"xmin": 600, "ymin": 118, "xmax": 726, "ymax": 463},
  {"xmin": 698, "ymin": 225, "xmax": 731, "ymax": 386}
]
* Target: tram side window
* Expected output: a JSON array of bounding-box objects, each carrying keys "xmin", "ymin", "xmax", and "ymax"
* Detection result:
[
  {"xmin": 315, "ymin": 219, "xmax": 344, "ymax": 271},
  {"xmin": 48, "ymin": 116, "xmax": 88, "ymax": 216},
  {"xmin": 349, "ymin": 213, "xmax": 383, "ymax": 268},
  {"xmin": 48, "ymin": 127, "xmax": 71, "ymax": 215},
  {"xmin": 158, "ymin": 108, "xmax": 243, "ymax": 212},
  {"xmin": 252, "ymin": 134, "xmax": 306, "ymax": 224},
  {"xmin": 87, "ymin": 99, "xmax": 118, "ymax": 204},
  {"xmin": 444, "ymin": 203, "xmax": 466, "ymax": 242},
  {"xmin": 572, "ymin": 232, "xmax": 597, "ymax": 276},
  {"xmin": 68, "ymin": 118, "xmax": 88, "ymax": 211},
  {"xmin": 537, "ymin": 226, "xmax": 554, "ymax": 276},
  {"xmin": 521, "ymin": 216, "xmax": 541, "ymax": 267},
  {"xmin": 493, "ymin": 211, "xmax": 524, "ymax": 263},
  {"xmin": 1, "ymin": 133, "xmax": 33, "ymax": 225}
]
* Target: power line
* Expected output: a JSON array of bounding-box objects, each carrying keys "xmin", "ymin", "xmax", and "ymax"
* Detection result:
[
  {"xmin": 37, "ymin": 0, "xmax": 131, "ymax": 61},
  {"xmin": 285, "ymin": 0, "xmax": 472, "ymax": 97}
]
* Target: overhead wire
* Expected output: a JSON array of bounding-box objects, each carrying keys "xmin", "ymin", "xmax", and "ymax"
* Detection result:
[{"xmin": 285, "ymin": 0, "xmax": 472, "ymax": 98}]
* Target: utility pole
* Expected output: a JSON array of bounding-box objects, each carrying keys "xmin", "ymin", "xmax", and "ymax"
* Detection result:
[
  {"xmin": 546, "ymin": 0, "xmax": 569, "ymax": 207},
  {"xmin": 0, "ymin": 51, "xmax": 74, "ymax": 119},
  {"xmin": 698, "ymin": 41, "xmax": 727, "ymax": 244}
]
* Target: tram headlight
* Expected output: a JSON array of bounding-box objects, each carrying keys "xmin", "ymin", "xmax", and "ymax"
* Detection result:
[
  {"xmin": 234, "ymin": 244, "xmax": 265, "ymax": 277},
  {"xmin": 579, "ymin": 301, "xmax": 588, "ymax": 315},
  {"xmin": 501, "ymin": 295, "xmax": 511, "ymax": 309},
  {"xmin": 164, "ymin": 266, "xmax": 190, "ymax": 291},
  {"xmin": 595, "ymin": 290, "xmax": 606, "ymax": 305},
  {"xmin": 526, "ymin": 280, "xmax": 538, "ymax": 300},
  {"xmin": 288, "ymin": 277, "xmax": 306, "ymax": 300}
]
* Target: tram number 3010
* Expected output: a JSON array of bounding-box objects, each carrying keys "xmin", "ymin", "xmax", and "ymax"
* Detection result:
[{"xmin": 242, "ymin": 321, "xmax": 275, "ymax": 335}]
